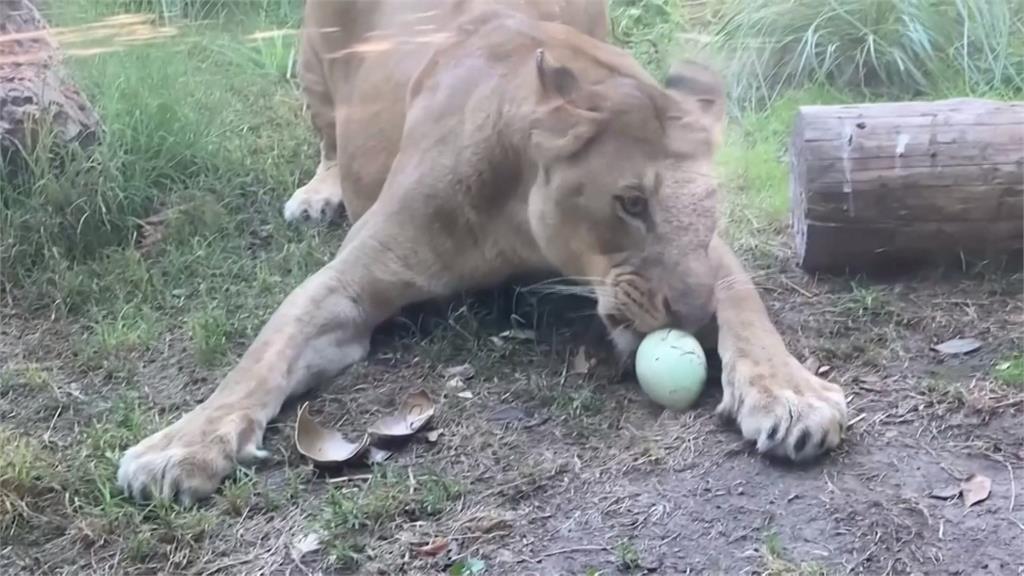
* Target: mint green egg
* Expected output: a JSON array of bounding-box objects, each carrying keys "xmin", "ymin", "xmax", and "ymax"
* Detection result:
[{"xmin": 634, "ymin": 328, "xmax": 707, "ymax": 410}]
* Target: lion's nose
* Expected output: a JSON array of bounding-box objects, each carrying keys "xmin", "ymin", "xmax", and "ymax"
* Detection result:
[{"xmin": 665, "ymin": 286, "xmax": 714, "ymax": 333}]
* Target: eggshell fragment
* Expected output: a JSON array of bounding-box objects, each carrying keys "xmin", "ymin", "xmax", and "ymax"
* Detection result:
[
  {"xmin": 294, "ymin": 402, "xmax": 369, "ymax": 465},
  {"xmin": 367, "ymin": 389, "xmax": 435, "ymax": 438}
]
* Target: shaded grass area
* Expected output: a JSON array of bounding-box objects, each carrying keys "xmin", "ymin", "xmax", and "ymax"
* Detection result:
[
  {"xmin": 2, "ymin": 1, "xmax": 336, "ymax": 375},
  {"xmin": 316, "ymin": 467, "xmax": 462, "ymax": 567}
]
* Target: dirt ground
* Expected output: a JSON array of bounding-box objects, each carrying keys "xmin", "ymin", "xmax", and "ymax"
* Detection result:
[{"xmin": 2, "ymin": 236, "xmax": 1023, "ymax": 575}]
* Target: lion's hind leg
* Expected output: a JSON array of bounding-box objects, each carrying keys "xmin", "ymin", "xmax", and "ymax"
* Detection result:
[{"xmin": 284, "ymin": 4, "xmax": 344, "ymax": 225}]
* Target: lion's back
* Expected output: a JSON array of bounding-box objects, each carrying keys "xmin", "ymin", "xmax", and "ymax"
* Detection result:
[{"xmin": 301, "ymin": 0, "xmax": 607, "ymax": 220}]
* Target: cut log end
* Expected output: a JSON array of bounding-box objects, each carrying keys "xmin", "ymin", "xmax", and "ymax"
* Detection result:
[
  {"xmin": 789, "ymin": 99, "xmax": 1024, "ymax": 274},
  {"xmin": 0, "ymin": 0, "xmax": 102, "ymax": 170}
]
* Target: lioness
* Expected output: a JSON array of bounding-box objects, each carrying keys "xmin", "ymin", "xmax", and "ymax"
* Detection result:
[{"xmin": 118, "ymin": 0, "xmax": 847, "ymax": 504}]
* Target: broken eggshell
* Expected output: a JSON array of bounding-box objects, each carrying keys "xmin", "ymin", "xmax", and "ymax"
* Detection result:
[
  {"xmin": 294, "ymin": 402, "xmax": 369, "ymax": 465},
  {"xmin": 367, "ymin": 389, "xmax": 436, "ymax": 438}
]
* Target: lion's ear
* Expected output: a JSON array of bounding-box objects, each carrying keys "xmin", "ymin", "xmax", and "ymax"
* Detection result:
[
  {"xmin": 529, "ymin": 103, "xmax": 602, "ymax": 162},
  {"xmin": 529, "ymin": 49, "xmax": 602, "ymax": 162},
  {"xmin": 663, "ymin": 60, "xmax": 726, "ymax": 157},
  {"xmin": 535, "ymin": 48, "xmax": 579, "ymax": 102}
]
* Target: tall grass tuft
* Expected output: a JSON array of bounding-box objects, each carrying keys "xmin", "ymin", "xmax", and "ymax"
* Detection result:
[
  {"xmin": 0, "ymin": 14, "xmax": 308, "ymax": 309},
  {"xmin": 609, "ymin": 0, "xmax": 686, "ymax": 79},
  {"xmin": 101, "ymin": 0, "xmax": 299, "ymax": 24},
  {"xmin": 710, "ymin": 0, "xmax": 1024, "ymax": 110}
]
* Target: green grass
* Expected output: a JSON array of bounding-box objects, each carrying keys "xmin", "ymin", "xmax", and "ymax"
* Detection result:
[
  {"xmin": 707, "ymin": 0, "xmax": 1024, "ymax": 111},
  {"xmin": 0, "ymin": 393, "xmax": 219, "ymax": 561},
  {"xmin": 761, "ymin": 531, "xmax": 832, "ymax": 576},
  {"xmin": 995, "ymin": 355, "xmax": 1024, "ymax": 389},
  {"xmin": 614, "ymin": 540, "xmax": 642, "ymax": 571},
  {"xmin": 59, "ymin": 0, "xmax": 299, "ymax": 27},
  {"xmin": 1, "ymin": 0, "xmax": 340, "ymax": 378},
  {"xmin": 609, "ymin": 0, "xmax": 686, "ymax": 79},
  {"xmin": 316, "ymin": 466, "xmax": 461, "ymax": 568},
  {"xmin": 0, "ymin": 428, "xmax": 61, "ymax": 535},
  {"xmin": 217, "ymin": 469, "xmax": 257, "ymax": 516}
]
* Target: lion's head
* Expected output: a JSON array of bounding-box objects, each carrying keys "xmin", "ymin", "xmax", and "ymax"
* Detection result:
[{"xmin": 526, "ymin": 46, "xmax": 725, "ymax": 356}]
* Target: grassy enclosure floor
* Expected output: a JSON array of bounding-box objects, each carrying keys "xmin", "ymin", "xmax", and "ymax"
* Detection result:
[{"xmin": 2, "ymin": 0, "xmax": 1023, "ymax": 574}]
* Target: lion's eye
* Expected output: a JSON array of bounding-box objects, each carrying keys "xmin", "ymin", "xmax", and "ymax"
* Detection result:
[{"xmin": 617, "ymin": 194, "xmax": 648, "ymax": 218}]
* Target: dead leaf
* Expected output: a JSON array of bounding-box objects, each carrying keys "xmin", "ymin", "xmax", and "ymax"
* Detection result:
[
  {"xmin": 294, "ymin": 403, "xmax": 368, "ymax": 465},
  {"xmin": 497, "ymin": 328, "xmax": 536, "ymax": 341},
  {"xmin": 424, "ymin": 429, "xmax": 443, "ymax": 442},
  {"xmin": 927, "ymin": 485, "xmax": 961, "ymax": 500},
  {"xmin": 931, "ymin": 337, "xmax": 982, "ymax": 355},
  {"xmin": 469, "ymin": 515, "xmax": 512, "ymax": 534},
  {"xmin": 443, "ymin": 364, "xmax": 475, "ymax": 380},
  {"xmin": 486, "ymin": 405, "xmax": 532, "ymax": 423},
  {"xmin": 135, "ymin": 210, "xmax": 172, "ymax": 253},
  {"xmin": 961, "ymin": 474, "xmax": 992, "ymax": 509},
  {"xmin": 414, "ymin": 538, "xmax": 449, "ymax": 557},
  {"xmin": 816, "ymin": 364, "xmax": 832, "ymax": 376},
  {"xmin": 290, "ymin": 532, "xmax": 323, "ymax": 561},
  {"xmin": 367, "ymin": 447, "xmax": 392, "ymax": 464},
  {"xmin": 571, "ymin": 347, "xmax": 593, "ymax": 374},
  {"xmin": 367, "ymin": 389, "xmax": 435, "ymax": 438},
  {"xmin": 803, "ymin": 356, "xmax": 821, "ymax": 374},
  {"xmin": 445, "ymin": 376, "xmax": 466, "ymax": 391},
  {"xmin": 456, "ymin": 390, "xmax": 474, "ymax": 399}
]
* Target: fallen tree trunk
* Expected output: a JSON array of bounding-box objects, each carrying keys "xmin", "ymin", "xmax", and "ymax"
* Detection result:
[
  {"xmin": 0, "ymin": 0, "xmax": 101, "ymax": 167},
  {"xmin": 789, "ymin": 99, "xmax": 1024, "ymax": 273}
]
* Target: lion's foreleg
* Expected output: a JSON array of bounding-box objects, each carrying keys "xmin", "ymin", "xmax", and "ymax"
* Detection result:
[
  {"xmin": 117, "ymin": 226, "xmax": 436, "ymax": 504},
  {"xmin": 710, "ymin": 235, "xmax": 847, "ymax": 461}
]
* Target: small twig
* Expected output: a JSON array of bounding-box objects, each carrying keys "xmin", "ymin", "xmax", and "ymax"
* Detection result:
[
  {"xmin": 846, "ymin": 413, "xmax": 867, "ymax": 428},
  {"xmin": 939, "ymin": 463, "xmax": 964, "ymax": 481},
  {"xmin": 657, "ymin": 530, "xmax": 682, "ymax": 547},
  {"xmin": 448, "ymin": 530, "xmax": 512, "ymax": 541},
  {"xmin": 1006, "ymin": 461, "xmax": 1016, "ymax": 514},
  {"xmin": 1007, "ymin": 515, "xmax": 1024, "ymax": 532},
  {"xmin": 200, "ymin": 552, "xmax": 258, "ymax": 576},
  {"xmin": 991, "ymin": 397, "xmax": 1024, "ymax": 409},
  {"xmin": 781, "ymin": 276, "xmax": 814, "ymax": 298},
  {"xmin": 532, "ymin": 545, "xmax": 611, "ymax": 560},
  {"xmin": 326, "ymin": 474, "xmax": 373, "ymax": 484},
  {"xmin": 43, "ymin": 405, "xmax": 62, "ymax": 444}
]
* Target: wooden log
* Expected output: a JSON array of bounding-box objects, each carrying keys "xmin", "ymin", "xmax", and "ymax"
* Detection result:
[
  {"xmin": 789, "ymin": 99, "xmax": 1024, "ymax": 273},
  {"xmin": 0, "ymin": 0, "xmax": 101, "ymax": 168}
]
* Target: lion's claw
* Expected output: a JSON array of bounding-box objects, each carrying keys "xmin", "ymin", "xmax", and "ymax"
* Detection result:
[
  {"xmin": 117, "ymin": 411, "xmax": 266, "ymax": 505},
  {"xmin": 718, "ymin": 357, "xmax": 847, "ymax": 462},
  {"xmin": 283, "ymin": 162, "xmax": 342, "ymax": 225}
]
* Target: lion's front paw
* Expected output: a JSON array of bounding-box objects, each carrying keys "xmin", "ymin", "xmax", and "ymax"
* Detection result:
[
  {"xmin": 718, "ymin": 356, "xmax": 847, "ymax": 462},
  {"xmin": 117, "ymin": 410, "xmax": 268, "ymax": 506},
  {"xmin": 283, "ymin": 162, "xmax": 342, "ymax": 224}
]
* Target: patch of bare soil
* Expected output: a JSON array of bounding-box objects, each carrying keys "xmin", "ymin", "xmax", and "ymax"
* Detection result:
[{"xmin": 2, "ymin": 247, "xmax": 1022, "ymax": 575}]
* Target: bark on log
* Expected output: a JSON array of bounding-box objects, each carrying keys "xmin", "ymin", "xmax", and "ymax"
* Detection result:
[
  {"xmin": 0, "ymin": 0, "xmax": 101, "ymax": 165},
  {"xmin": 789, "ymin": 99, "xmax": 1024, "ymax": 273}
]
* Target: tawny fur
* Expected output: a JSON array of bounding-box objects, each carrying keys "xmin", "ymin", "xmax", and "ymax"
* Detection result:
[{"xmin": 118, "ymin": 0, "xmax": 847, "ymax": 505}]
